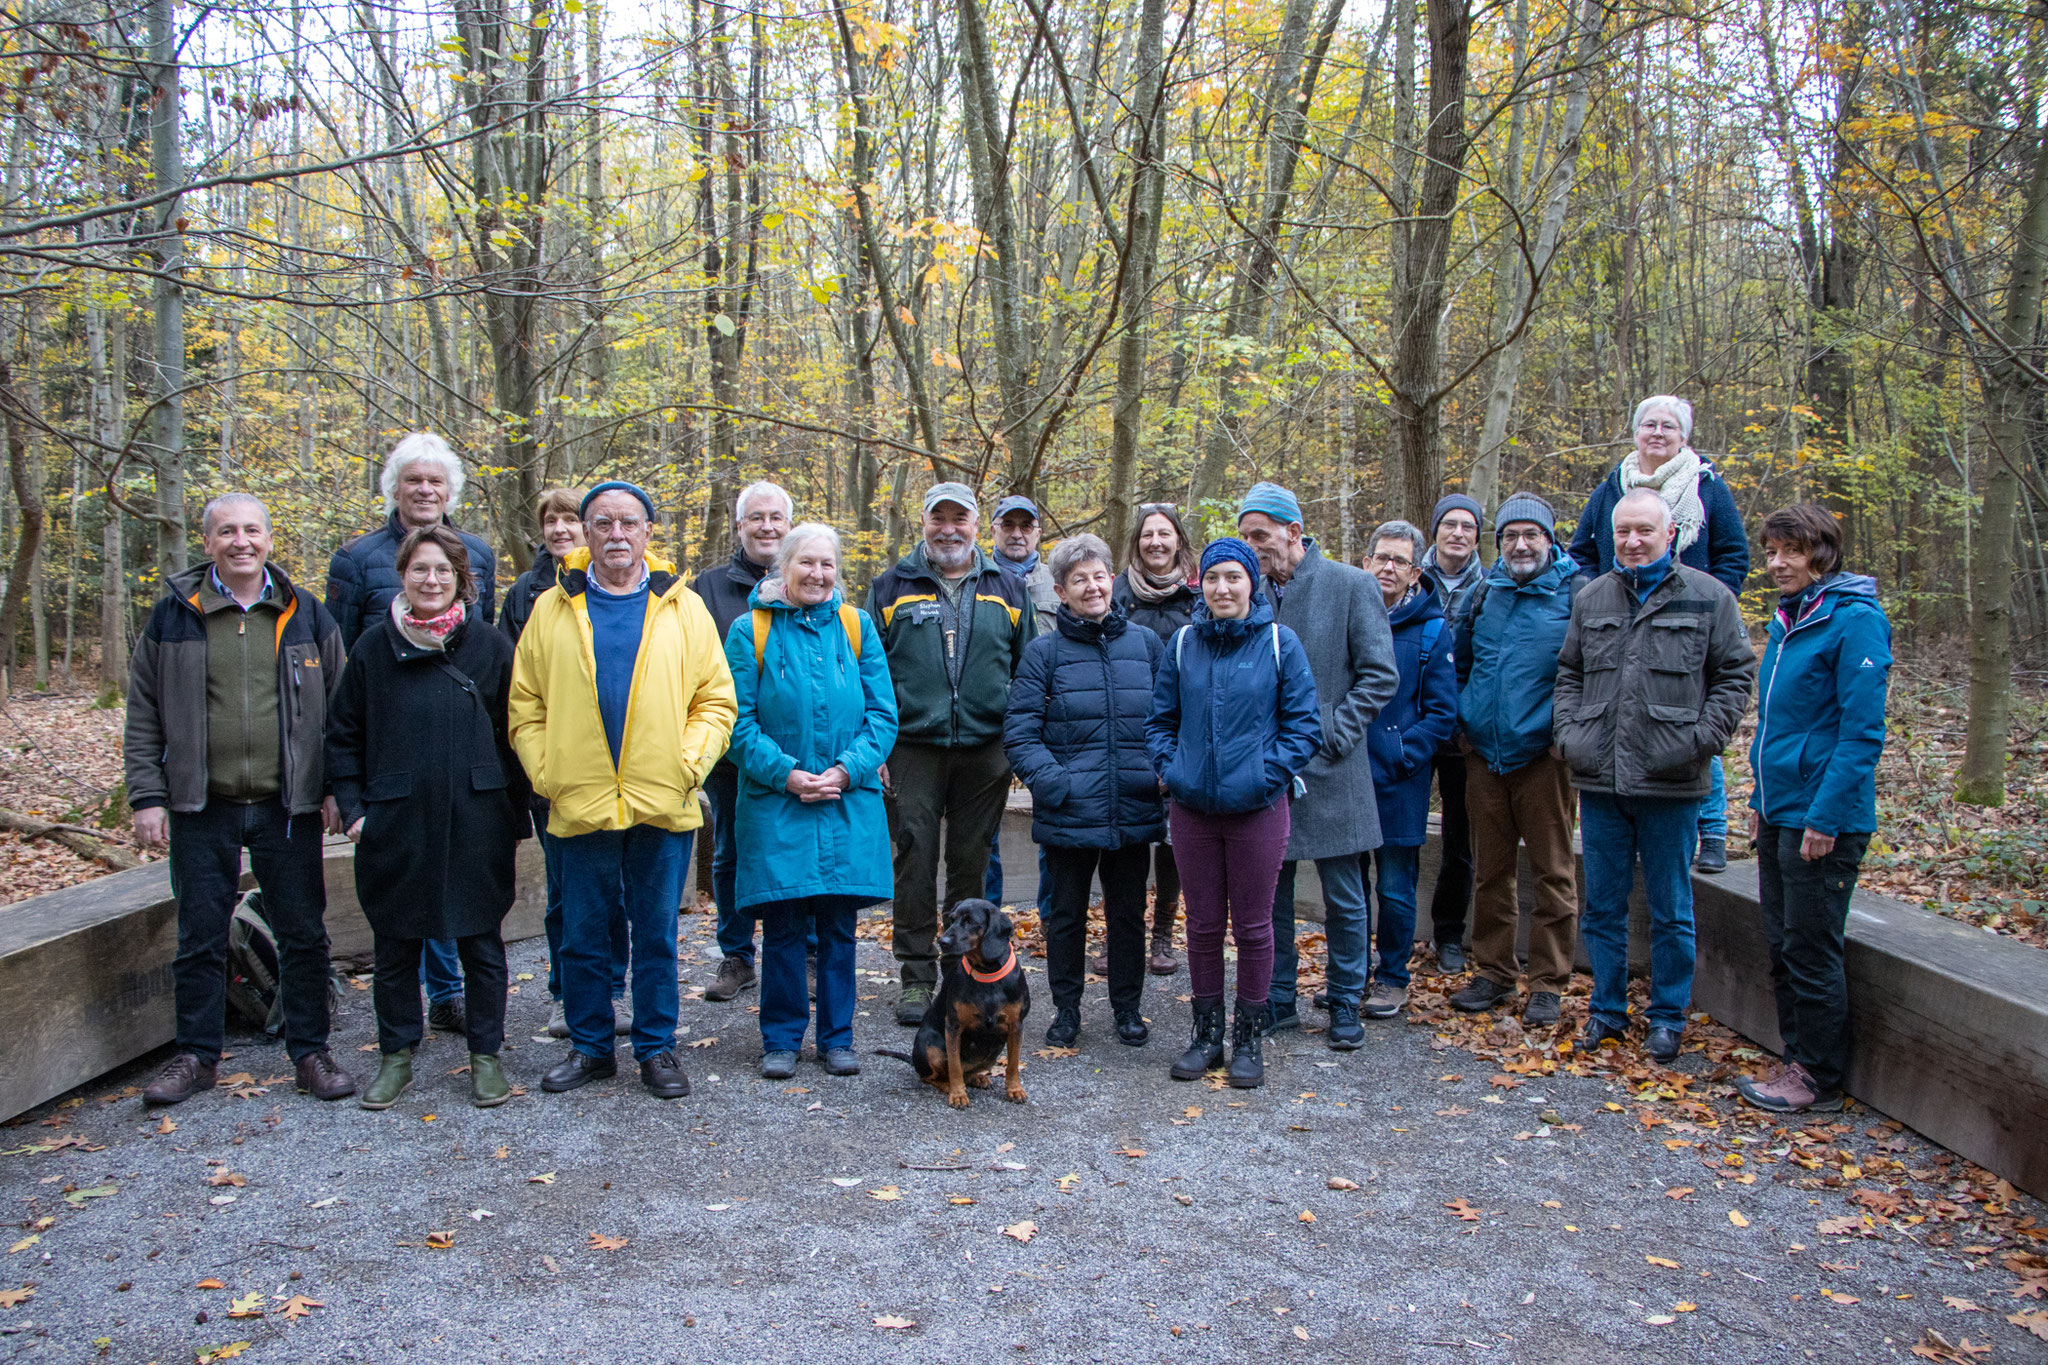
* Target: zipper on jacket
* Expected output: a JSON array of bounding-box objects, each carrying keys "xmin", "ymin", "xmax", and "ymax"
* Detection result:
[{"xmin": 1753, "ymin": 598, "xmax": 1826, "ymax": 825}]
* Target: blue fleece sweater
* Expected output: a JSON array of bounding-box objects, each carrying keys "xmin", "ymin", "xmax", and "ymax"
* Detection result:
[{"xmin": 585, "ymin": 574, "xmax": 650, "ymax": 765}]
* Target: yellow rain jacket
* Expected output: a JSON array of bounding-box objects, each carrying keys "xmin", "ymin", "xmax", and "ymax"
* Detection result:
[{"xmin": 509, "ymin": 548, "xmax": 736, "ymax": 837}]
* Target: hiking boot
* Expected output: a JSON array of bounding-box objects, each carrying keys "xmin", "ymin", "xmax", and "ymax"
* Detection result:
[
  {"xmin": 1170, "ymin": 996, "xmax": 1226, "ymax": 1080},
  {"xmin": 1045, "ymin": 1005, "xmax": 1081, "ymax": 1048},
  {"xmin": 1580, "ymin": 1019, "xmax": 1628, "ymax": 1050},
  {"xmin": 612, "ymin": 993, "xmax": 634, "ymax": 1037},
  {"xmin": 1090, "ymin": 950, "xmax": 1110, "ymax": 977},
  {"xmin": 1261, "ymin": 1000, "xmax": 1301, "ymax": 1037},
  {"xmin": 1148, "ymin": 935, "xmax": 1178, "ymax": 976},
  {"xmin": 705, "ymin": 956, "xmax": 756, "ymax": 1002},
  {"xmin": 1227, "ymin": 1001, "xmax": 1268, "ymax": 1088},
  {"xmin": 1693, "ymin": 837, "xmax": 1728, "ymax": 874},
  {"xmin": 1521, "ymin": 991, "xmax": 1562, "ymax": 1028},
  {"xmin": 1449, "ymin": 976, "xmax": 1515, "ymax": 1013},
  {"xmin": 820, "ymin": 1047, "xmax": 861, "ymax": 1076},
  {"xmin": 1434, "ymin": 941, "xmax": 1468, "ymax": 975},
  {"xmin": 1326, "ymin": 1001, "xmax": 1364, "ymax": 1050},
  {"xmin": 469, "ymin": 1053, "xmax": 510, "ymax": 1108},
  {"xmin": 1362, "ymin": 983, "xmax": 1407, "ymax": 1019},
  {"xmin": 1736, "ymin": 1062, "xmax": 1842, "ymax": 1113},
  {"xmin": 640, "ymin": 1050, "xmax": 690, "ymax": 1099},
  {"xmin": 1113, "ymin": 1009, "xmax": 1149, "ymax": 1047},
  {"xmin": 895, "ymin": 983, "xmax": 933, "ymax": 1027},
  {"xmin": 294, "ymin": 1050, "xmax": 356, "ymax": 1102},
  {"xmin": 1645, "ymin": 1026, "xmax": 1683, "ymax": 1063},
  {"xmin": 428, "ymin": 997, "xmax": 467, "ymax": 1036},
  {"xmin": 760, "ymin": 1050, "xmax": 799, "ymax": 1081},
  {"xmin": 359, "ymin": 1050, "xmax": 413, "ymax": 1110},
  {"xmin": 546, "ymin": 998, "xmax": 570, "ymax": 1039},
  {"xmin": 144, "ymin": 1052, "xmax": 216, "ymax": 1106}
]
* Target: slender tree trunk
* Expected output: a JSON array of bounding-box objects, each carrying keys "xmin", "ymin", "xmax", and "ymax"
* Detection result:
[
  {"xmin": 147, "ymin": 0, "xmax": 188, "ymax": 579},
  {"xmin": 1104, "ymin": 0, "xmax": 1169, "ymax": 554},
  {"xmin": 0, "ymin": 363, "xmax": 46, "ymax": 699}
]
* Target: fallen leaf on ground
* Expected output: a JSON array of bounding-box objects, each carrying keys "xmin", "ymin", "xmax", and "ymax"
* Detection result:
[
  {"xmin": 63, "ymin": 1183, "xmax": 117, "ymax": 1206},
  {"xmin": 686, "ymin": 1037, "xmax": 717, "ymax": 1049},
  {"xmin": 206, "ymin": 1171, "xmax": 247, "ymax": 1188},
  {"xmin": 1055, "ymin": 1173, "xmax": 1081, "ymax": 1193},
  {"xmin": 1674, "ymin": 1302, "xmax": 1697, "ymax": 1312},
  {"xmin": 1297, "ymin": 1210, "xmax": 1315, "ymax": 1223},
  {"xmin": 1327, "ymin": 1177, "xmax": 1360, "ymax": 1191},
  {"xmin": 1435, "ymin": 1105, "xmax": 1473, "ymax": 1117},
  {"xmin": 867, "ymin": 1186, "xmax": 903, "ymax": 1201},
  {"xmin": 227, "ymin": 1292, "xmax": 265, "ymax": 1318},
  {"xmin": 278, "ymin": 1294, "xmax": 322, "ymax": 1320},
  {"xmin": 1665, "ymin": 1188, "xmax": 1693, "ymax": 1200},
  {"xmin": 1728, "ymin": 1210, "xmax": 1750, "ymax": 1228},
  {"xmin": 587, "ymin": 1232, "xmax": 628, "ymax": 1251},
  {"xmin": 0, "ymin": 1287, "xmax": 32, "ymax": 1308},
  {"xmin": 1943, "ymin": 1296, "xmax": 1981, "ymax": 1312},
  {"xmin": 1003, "ymin": 1221, "xmax": 1037, "ymax": 1243},
  {"xmin": 1443, "ymin": 1198, "xmax": 1481, "ymax": 1223},
  {"xmin": 1911, "ymin": 1329, "xmax": 1993, "ymax": 1361},
  {"xmin": 6, "ymin": 1238, "xmax": 35, "ymax": 1254},
  {"xmin": 1644, "ymin": 1314, "xmax": 1677, "ymax": 1326},
  {"xmin": 873, "ymin": 1314, "xmax": 915, "ymax": 1329},
  {"xmin": 424, "ymin": 1231, "xmax": 454, "ymax": 1250},
  {"xmin": 1293, "ymin": 1325, "xmax": 1310, "ymax": 1341},
  {"xmin": 195, "ymin": 1279, "xmax": 226, "ymax": 1290},
  {"xmin": 196, "ymin": 1344, "xmax": 250, "ymax": 1362},
  {"xmin": 1034, "ymin": 1046, "xmax": 1079, "ymax": 1059},
  {"xmin": 1645, "ymin": 1255, "xmax": 1681, "ymax": 1269},
  {"xmin": 156, "ymin": 1115, "xmax": 175, "ymax": 1135},
  {"xmin": 948, "ymin": 1196, "xmax": 976, "ymax": 1206},
  {"xmin": 2009, "ymin": 1310, "xmax": 2048, "ymax": 1341},
  {"xmin": 1113, "ymin": 1147, "xmax": 1146, "ymax": 1159},
  {"xmin": 1488, "ymin": 1074, "xmax": 1524, "ymax": 1089},
  {"xmin": 830, "ymin": 1177, "xmax": 861, "ymax": 1188},
  {"xmin": 528, "ymin": 1172, "xmax": 556, "ymax": 1184},
  {"xmin": 1817, "ymin": 1216, "xmax": 1862, "ymax": 1236},
  {"xmin": 1820, "ymin": 1288, "xmax": 1859, "ymax": 1305}
]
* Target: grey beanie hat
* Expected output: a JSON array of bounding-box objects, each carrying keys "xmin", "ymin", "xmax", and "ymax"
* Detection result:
[
  {"xmin": 1430, "ymin": 493, "xmax": 1484, "ymax": 537},
  {"xmin": 1493, "ymin": 491, "xmax": 1558, "ymax": 547}
]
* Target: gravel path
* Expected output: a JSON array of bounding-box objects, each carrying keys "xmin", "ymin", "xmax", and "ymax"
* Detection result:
[{"xmin": 1, "ymin": 911, "xmax": 2038, "ymax": 1365}]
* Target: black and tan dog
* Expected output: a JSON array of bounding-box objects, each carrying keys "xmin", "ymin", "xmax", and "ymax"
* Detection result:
[{"xmin": 876, "ymin": 899, "xmax": 1031, "ymax": 1108}]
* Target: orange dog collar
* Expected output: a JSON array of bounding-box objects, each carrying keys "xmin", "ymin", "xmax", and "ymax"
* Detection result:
[{"xmin": 964, "ymin": 943, "xmax": 1017, "ymax": 984}]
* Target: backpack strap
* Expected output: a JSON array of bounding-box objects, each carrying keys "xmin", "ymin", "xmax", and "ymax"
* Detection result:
[
  {"xmin": 1173, "ymin": 624, "xmax": 1188, "ymax": 671},
  {"xmin": 1418, "ymin": 616, "xmax": 1446, "ymax": 666},
  {"xmin": 754, "ymin": 603, "xmax": 864, "ymax": 673},
  {"xmin": 1270, "ymin": 622, "xmax": 1281, "ymax": 669}
]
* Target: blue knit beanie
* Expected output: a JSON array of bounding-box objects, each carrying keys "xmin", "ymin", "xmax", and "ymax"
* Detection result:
[
  {"xmin": 1493, "ymin": 491, "xmax": 1557, "ymax": 547},
  {"xmin": 1237, "ymin": 481, "xmax": 1303, "ymax": 527},
  {"xmin": 1199, "ymin": 537, "xmax": 1262, "ymax": 582},
  {"xmin": 580, "ymin": 480, "xmax": 658, "ymax": 522}
]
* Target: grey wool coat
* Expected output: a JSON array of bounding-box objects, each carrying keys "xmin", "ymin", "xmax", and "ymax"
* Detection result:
[{"xmin": 1267, "ymin": 542, "xmax": 1401, "ymax": 860}]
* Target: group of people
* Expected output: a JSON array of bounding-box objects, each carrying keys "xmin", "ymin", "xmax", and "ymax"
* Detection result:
[{"xmin": 123, "ymin": 392, "xmax": 1892, "ymax": 1114}]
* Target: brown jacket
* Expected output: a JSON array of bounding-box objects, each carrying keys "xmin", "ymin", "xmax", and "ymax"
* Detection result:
[
  {"xmin": 1552, "ymin": 562, "xmax": 1756, "ymax": 800},
  {"xmin": 124, "ymin": 562, "xmax": 345, "ymax": 814}
]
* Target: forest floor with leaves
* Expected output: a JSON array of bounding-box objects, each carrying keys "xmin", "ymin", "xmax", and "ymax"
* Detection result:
[{"xmin": 2, "ymin": 910, "xmax": 2045, "ymax": 1365}]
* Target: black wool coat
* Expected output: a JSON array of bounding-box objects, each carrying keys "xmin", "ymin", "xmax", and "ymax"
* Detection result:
[{"xmin": 325, "ymin": 612, "xmax": 529, "ymax": 941}]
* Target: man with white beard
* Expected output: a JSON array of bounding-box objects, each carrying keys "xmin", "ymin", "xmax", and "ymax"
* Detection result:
[{"xmin": 867, "ymin": 484, "xmax": 1038, "ymax": 1025}]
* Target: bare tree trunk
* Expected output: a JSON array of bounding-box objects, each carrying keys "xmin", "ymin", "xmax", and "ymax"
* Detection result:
[
  {"xmin": 1956, "ymin": 123, "xmax": 2048, "ymax": 805},
  {"xmin": 0, "ymin": 363, "xmax": 46, "ymax": 699},
  {"xmin": 147, "ymin": 0, "xmax": 188, "ymax": 579},
  {"xmin": 1103, "ymin": 0, "xmax": 1170, "ymax": 554}
]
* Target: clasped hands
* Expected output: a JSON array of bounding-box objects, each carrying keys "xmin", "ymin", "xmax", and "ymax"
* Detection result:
[{"xmin": 786, "ymin": 765, "xmax": 851, "ymax": 803}]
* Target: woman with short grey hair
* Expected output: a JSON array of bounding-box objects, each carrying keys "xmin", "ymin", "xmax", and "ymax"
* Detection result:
[{"xmin": 1004, "ymin": 532, "xmax": 1166, "ymax": 1049}]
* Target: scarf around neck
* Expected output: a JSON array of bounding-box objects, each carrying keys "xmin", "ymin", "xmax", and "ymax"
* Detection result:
[
  {"xmin": 392, "ymin": 595, "xmax": 465, "ymax": 652},
  {"xmin": 1618, "ymin": 446, "xmax": 1707, "ymax": 554},
  {"xmin": 1123, "ymin": 561, "xmax": 1193, "ymax": 605}
]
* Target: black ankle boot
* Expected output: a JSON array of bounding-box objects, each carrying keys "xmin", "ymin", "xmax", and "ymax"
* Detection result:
[
  {"xmin": 1170, "ymin": 996, "xmax": 1226, "ymax": 1080},
  {"xmin": 1228, "ymin": 1000, "xmax": 1268, "ymax": 1088}
]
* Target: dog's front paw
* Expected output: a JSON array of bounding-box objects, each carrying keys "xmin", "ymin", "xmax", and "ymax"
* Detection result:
[
  {"xmin": 966, "ymin": 1072, "xmax": 992, "ymax": 1089},
  {"xmin": 947, "ymin": 1090, "xmax": 971, "ymax": 1109},
  {"xmin": 1004, "ymin": 1084, "xmax": 1028, "ymax": 1104}
]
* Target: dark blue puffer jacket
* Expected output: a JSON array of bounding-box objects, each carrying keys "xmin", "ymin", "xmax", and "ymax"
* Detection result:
[
  {"xmin": 1749, "ymin": 573, "xmax": 1891, "ymax": 837},
  {"xmin": 1368, "ymin": 587, "xmax": 1460, "ymax": 846},
  {"xmin": 1004, "ymin": 606, "xmax": 1166, "ymax": 849},
  {"xmin": 1145, "ymin": 595, "xmax": 1322, "ymax": 816},
  {"xmin": 1453, "ymin": 548, "xmax": 1581, "ymax": 775},
  {"xmin": 326, "ymin": 512, "xmax": 497, "ymax": 649},
  {"xmin": 1569, "ymin": 461, "xmax": 1750, "ymax": 596}
]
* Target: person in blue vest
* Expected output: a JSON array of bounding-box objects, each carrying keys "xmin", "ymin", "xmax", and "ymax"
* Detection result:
[
  {"xmin": 1447, "ymin": 494, "xmax": 1583, "ymax": 1028},
  {"xmin": 1736, "ymin": 504, "xmax": 1891, "ymax": 1114},
  {"xmin": 722, "ymin": 524, "xmax": 897, "ymax": 1080},
  {"xmin": 1004, "ymin": 534, "xmax": 1165, "ymax": 1050},
  {"xmin": 1358, "ymin": 520, "xmax": 1459, "ymax": 1020},
  {"xmin": 1568, "ymin": 396, "xmax": 1751, "ymax": 874}
]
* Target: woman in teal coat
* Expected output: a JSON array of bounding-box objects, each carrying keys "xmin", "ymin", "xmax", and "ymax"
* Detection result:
[{"xmin": 723, "ymin": 523, "xmax": 898, "ymax": 1080}]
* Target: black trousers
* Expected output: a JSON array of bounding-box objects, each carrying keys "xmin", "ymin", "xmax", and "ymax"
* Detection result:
[
  {"xmin": 1151, "ymin": 842, "xmax": 1181, "ymax": 941},
  {"xmin": 1427, "ymin": 752, "xmax": 1474, "ymax": 946},
  {"xmin": 884, "ymin": 739, "xmax": 1012, "ymax": 987},
  {"xmin": 1756, "ymin": 824, "xmax": 1871, "ymax": 1095},
  {"xmin": 1043, "ymin": 844, "xmax": 1151, "ymax": 1014},
  {"xmin": 372, "ymin": 931, "xmax": 508, "ymax": 1056},
  {"xmin": 167, "ymin": 799, "xmax": 331, "ymax": 1064}
]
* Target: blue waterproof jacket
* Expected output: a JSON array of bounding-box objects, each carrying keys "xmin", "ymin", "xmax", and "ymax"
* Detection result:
[
  {"xmin": 1748, "ymin": 573, "xmax": 1891, "ymax": 837},
  {"xmin": 1145, "ymin": 595, "xmax": 1322, "ymax": 816},
  {"xmin": 1004, "ymin": 606, "xmax": 1166, "ymax": 850},
  {"xmin": 1369, "ymin": 588, "xmax": 1460, "ymax": 846},
  {"xmin": 1569, "ymin": 462, "xmax": 1750, "ymax": 597},
  {"xmin": 1453, "ymin": 548, "xmax": 1581, "ymax": 774},
  {"xmin": 722, "ymin": 585, "xmax": 898, "ymax": 911},
  {"xmin": 327, "ymin": 513, "xmax": 498, "ymax": 649}
]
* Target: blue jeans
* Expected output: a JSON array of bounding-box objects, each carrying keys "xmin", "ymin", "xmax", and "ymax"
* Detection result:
[
  {"xmin": 758, "ymin": 897, "xmax": 860, "ymax": 1053},
  {"xmin": 539, "ymin": 827, "xmax": 629, "ymax": 1001},
  {"xmin": 420, "ymin": 938, "xmax": 463, "ymax": 1004},
  {"xmin": 556, "ymin": 825, "xmax": 691, "ymax": 1060},
  {"xmin": 1366, "ymin": 845, "xmax": 1423, "ymax": 991},
  {"xmin": 984, "ymin": 832, "xmax": 1052, "ymax": 916},
  {"xmin": 704, "ymin": 762, "xmax": 754, "ymax": 965},
  {"xmin": 1579, "ymin": 792, "xmax": 1698, "ymax": 1032},
  {"xmin": 1270, "ymin": 853, "xmax": 1371, "ymax": 1008},
  {"xmin": 1697, "ymin": 755, "xmax": 1727, "ymax": 840}
]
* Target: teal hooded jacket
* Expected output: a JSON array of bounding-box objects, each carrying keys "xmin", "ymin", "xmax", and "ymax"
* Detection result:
[{"xmin": 1748, "ymin": 573, "xmax": 1891, "ymax": 837}]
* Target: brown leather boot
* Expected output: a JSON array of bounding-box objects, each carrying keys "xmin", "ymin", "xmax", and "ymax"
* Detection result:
[
  {"xmin": 143, "ymin": 1053, "xmax": 217, "ymax": 1105},
  {"xmin": 295, "ymin": 1050, "xmax": 357, "ymax": 1101}
]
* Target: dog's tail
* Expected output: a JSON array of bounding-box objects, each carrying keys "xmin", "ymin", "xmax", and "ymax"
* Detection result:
[{"xmin": 871, "ymin": 1048, "xmax": 917, "ymax": 1066}]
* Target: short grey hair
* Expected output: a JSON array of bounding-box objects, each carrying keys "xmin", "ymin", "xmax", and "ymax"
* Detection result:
[
  {"xmin": 1613, "ymin": 487, "xmax": 1672, "ymax": 530},
  {"xmin": 736, "ymin": 480, "xmax": 795, "ymax": 525},
  {"xmin": 1048, "ymin": 533, "xmax": 1114, "ymax": 588},
  {"xmin": 379, "ymin": 432, "xmax": 466, "ymax": 515},
  {"xmin": 1631, "ymin": 395, "xmax": 1694, "ymax": 443},
  {"xmin": 201, "ymin": 492, "xmax": 270, "ymax": 536},
  {"xmin": 1367, "ymin": 519, "xmax": 1427, "ymax": 565},
  {"xmin": 774, "ymin": 522, "xmax": 841, "ymax": 577}
]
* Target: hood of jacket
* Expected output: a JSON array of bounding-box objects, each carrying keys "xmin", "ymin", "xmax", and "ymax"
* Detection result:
[
  {"xmin": 1054, "ymin": 603, "xmax": 1129, "ymax": 646},
  {"xmin": 1774, "ymin": 572, "xmax": 1879, "ymax": 634},
  {"xmin": 1387, "ymin": 583, "xmax": 1442, "ymax": 633}
]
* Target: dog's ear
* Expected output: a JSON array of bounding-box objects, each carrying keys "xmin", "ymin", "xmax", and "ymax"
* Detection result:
[{"xmin": 989, "ymin": 907, "xmax": 1015, "ymax": 944}]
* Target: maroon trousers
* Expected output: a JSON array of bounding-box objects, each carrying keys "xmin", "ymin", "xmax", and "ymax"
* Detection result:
[{"xmin": 1169, "ymin": 797, "xmax": 1290, "ymax": 1005}]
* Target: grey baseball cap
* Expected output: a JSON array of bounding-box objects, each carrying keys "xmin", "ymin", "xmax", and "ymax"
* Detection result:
[{"xmin": 923, "ymin": 482, "xmax": 978, "ymax": 516}]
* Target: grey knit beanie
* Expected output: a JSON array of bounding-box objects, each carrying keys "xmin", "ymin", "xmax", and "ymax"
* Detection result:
[{"xmin": 1493, "ymin": 492, "xmax": 1557, "ymax": 547}]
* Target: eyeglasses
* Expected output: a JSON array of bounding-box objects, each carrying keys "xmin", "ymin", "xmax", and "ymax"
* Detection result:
[
  {"xmin": 589, "ymin": 516, "xmax": 646, "ymax": 536},
  {"xmin": 1369, "ymin": 553, "xmax": 1415, "ymax": 570},
  {"xmin": 404, "ymin": 564, "xmax": 455, "ymax": 580},
  {"xmin": 1500, "ymin": 528, "xmax": 1549, "ymax": 546}
]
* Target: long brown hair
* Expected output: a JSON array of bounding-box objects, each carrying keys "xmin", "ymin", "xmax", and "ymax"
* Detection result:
[
  {"xmin": 396, "ymin": 525, "xmax": 479, "ymax": 605},
  {"xmin": 1121, "ymin": 503, "xmax": 1200, "ymax": 582}
]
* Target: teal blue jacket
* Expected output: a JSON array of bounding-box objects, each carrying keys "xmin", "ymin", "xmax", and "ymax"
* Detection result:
[
  {"xmin": 1452, "ymin": 548, "xmax": 1582, "ymax": 774},
  {"xmin": 1749, "ymin": 573, "xmax": 1891, "ymax": 837},
  {"xmin": 722, "ymin": 585, "xmax": 898, "ymax": 911}
]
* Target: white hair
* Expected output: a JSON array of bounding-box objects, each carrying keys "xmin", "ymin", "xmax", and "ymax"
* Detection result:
[
  {"xmin": 757, "ymin": 523, "xmax": 841, "ymax": 604},
  {"xmin": 379, "ymin": 432, "xmax": 467, "ymax": 515},
  {"xmin": 1631, "ymin": 395, "xmax": 1694, "ymax": 444},
  {"xmin": 1367, "ymin": 519, "xmax": 1427, "ymax": 564},
  {"xmin": 1613, "ymin": 487, "xmax": 1673, "ymax": 531},
  {"xmin": 735, "ymin": 480, "xmax": 795, "ymax": 525},
  {"xmin": 1048, "ymin": 533, "xmax": 1113, "ymax": 587},
  {"xmin": 200, "ymin": 492, "xmax": 270, "ymax": 536}
]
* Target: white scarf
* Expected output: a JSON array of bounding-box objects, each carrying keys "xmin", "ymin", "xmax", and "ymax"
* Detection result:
[{"xmin": 1618, "ymin": 445, "xmax": 1707, "ymax": 554}]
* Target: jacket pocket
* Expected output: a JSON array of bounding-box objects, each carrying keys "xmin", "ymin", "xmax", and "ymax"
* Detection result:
[
  {"xmin": 1557, "ymin": 700, "xmax": 1609, "ymax": 781},
  {"xmin": 1578, "ymin": 617, "xmax": 1627, "ymax": 671},
  {"xmin": 1642, "ymin": 703, "xmax": 1703, "ymax": 779},
  {"xmin": 365, "ymin": 772, "xmax": 413, "ymax": 801},
  {"xmin": 1366, "ymin": 720, "xmax": 1406, "ymax": 779},
  {"xmin": 471, "ymin": 762, "xmax": 509, "ymax": 792},
  {"xmin": 1646, "ymin": 617, "xmax": 1706, "ymax": 675}
]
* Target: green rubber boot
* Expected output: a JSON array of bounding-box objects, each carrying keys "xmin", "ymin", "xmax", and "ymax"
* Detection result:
[
  {"xmin": 359, "ymin": 1049, "xmax": 413, "ymax": 1110},
  {"xmin": 469, "ymin": 1053, "xmax": 510, "ymax": 1108}
]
